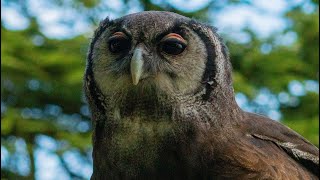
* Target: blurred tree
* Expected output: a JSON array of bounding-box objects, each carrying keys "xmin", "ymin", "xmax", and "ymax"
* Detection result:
[
  {"xmin": 226, "ymin": 1, "xmax": 319, "ymax": 144},
  {"xmin": 1, "ymin": 0, "xmax": 318, "ymax": 179}
]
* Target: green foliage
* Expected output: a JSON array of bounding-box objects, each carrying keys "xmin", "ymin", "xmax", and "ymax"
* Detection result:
[
  {"xmin": 1, "ymin": 0, "xmax": 319, "ymax": 179},
  {"xmin": 283, "ymin": 117, "xmax": 319, "ymax": 147}
]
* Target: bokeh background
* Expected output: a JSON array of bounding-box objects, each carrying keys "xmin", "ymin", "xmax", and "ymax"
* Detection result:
[{"xmin": 1, "ymin": 0, "xmax": 319, "ymax": 179}]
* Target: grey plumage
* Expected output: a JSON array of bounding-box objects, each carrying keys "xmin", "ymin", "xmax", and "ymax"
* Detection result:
[{"xmin": 84, "ymin": 11, "xmax": 319, "ymax": 179}]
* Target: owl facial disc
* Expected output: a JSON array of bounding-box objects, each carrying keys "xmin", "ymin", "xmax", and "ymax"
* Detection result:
[{"xmin": 131, "ymin": 46, "xmax": 144, "ymax": 85}]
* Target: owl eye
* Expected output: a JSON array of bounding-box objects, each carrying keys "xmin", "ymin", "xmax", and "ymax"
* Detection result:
[
  {"xmin": 160, "ymin": 33, "xmax": 187, "ymax": 55},
  {"xmin": 108, "ymin": 32, "xmax": 131, "ymax": 53}
]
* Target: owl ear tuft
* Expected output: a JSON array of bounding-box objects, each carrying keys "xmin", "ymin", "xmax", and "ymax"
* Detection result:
[
  {"xmin": 100, "ymin": 17, "xmax": 111, "ymax": 26},
  {"xmin": 92, "ymin": 17, "xmax": 113, "ymax": 39}
]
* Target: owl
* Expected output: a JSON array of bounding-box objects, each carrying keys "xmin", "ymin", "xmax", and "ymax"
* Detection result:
[{"xmin": 84, "ymin": 11, "xmax": 319, "ymax": 179}]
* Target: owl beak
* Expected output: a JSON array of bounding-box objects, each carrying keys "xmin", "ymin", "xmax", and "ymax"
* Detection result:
[{"xmin": 130, "ymin": 47, "xmax": 144, "ymax": 85}]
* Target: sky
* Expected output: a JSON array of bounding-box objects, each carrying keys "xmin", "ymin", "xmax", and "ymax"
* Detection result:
[
  {"xmin": 1, "ymin": 0, "xmax": 318, "ymax": 179},
  {"xmin": 2, "ymin": 0, "xmax": 315, "ymax": 40}
]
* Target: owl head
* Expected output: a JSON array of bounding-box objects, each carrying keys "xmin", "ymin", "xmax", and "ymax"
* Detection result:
[{"xmin": 84, "ymin": 11, "xmax": 234, "ymax": 113}]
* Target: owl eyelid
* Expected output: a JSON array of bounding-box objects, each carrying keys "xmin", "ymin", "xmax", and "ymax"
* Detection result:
[
  {"xmin": 108, "ymin": 32, "xmax": 131, "ymax": 53},
  {"xmin": 108, "ymin": 36, "xmax": 128, "ymax": 43},
  {"xmin": 109, "ymin": 32, "xmax": 129, "ymax": 40},
  {"xmin": 161, "ymin": 33, "xmax": 187, "ymax": 45},
  {"xmin": 159, "ymin": 37, "xmax": 187, "ymax": 55},
  {"xmin": 161, "ymin": 38, "xmax": 187, "ymax": 47}
]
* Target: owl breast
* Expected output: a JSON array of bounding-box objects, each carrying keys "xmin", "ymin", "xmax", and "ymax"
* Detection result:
[{"xmin": 105, "ymin": 91, "xmax": 182, "ymax": 178}]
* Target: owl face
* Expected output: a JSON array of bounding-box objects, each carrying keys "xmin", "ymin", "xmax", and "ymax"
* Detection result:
[{"xmin": 91, "ymin": 11, "xmax": 210, "ymax": 100}]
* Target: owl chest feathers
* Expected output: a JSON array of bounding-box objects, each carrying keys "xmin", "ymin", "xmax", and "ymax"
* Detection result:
[{"xmin": 97, "ymin": 89, "xmax": 221, "ymax": 175}]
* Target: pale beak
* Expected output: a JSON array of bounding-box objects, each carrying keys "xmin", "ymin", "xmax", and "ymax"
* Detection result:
[{"xmin": 130, "ymin": 47, "xmax": 144, "ymax": 85}]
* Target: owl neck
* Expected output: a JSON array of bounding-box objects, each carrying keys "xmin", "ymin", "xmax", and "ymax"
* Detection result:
[
  {"xmin": 172, "ymin": 84, "xmax": 241, "ymax": 126},
  {"xmin": 103, "ymin": 83, "xmax": 240, "ymax": 126},
  {"xmin": 112, "ymin": 89, "xmax": 173, "ymax": 121}
]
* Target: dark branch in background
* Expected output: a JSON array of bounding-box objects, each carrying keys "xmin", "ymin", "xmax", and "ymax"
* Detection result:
[
  {"xmin": 57, "ymin": 155, "xmax": 86, "ymax": 180},
  {"xmin": 26, "ymin": 138, "xmax": 35, "ymax": 179}
]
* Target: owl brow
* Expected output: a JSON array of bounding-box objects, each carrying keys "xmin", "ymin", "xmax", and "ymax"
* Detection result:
[
  {"xmin": 106, "ymin": 26, "xmax": 132, "ymax": 40},
  {"xmin": 121, "ymin": 27, "xmax": 133, "ymax": 39}
]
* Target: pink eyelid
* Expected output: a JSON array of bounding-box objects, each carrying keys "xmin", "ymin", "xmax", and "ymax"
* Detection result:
[
  {"xmin": 111, "ymin": 32, "xmax": 127, "ymax": 38},
  {"xmin": 163, "ymin": 33, "xmax": 187, "ymax": 44}
]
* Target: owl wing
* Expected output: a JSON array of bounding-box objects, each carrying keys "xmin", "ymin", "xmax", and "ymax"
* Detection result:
[{"xmin": 244, "ymin": 113, "xmax": 319, "ymax": 177}]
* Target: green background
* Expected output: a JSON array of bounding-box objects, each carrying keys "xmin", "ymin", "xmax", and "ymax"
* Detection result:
[{"xmin": 1, "ymin": 0, "xmax": 319, "ymax": 179}]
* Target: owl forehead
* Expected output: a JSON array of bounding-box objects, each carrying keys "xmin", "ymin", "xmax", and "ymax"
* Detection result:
[{"xmin": 116, "ymin": 11, "xmax": 189, "ymax": 41}]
